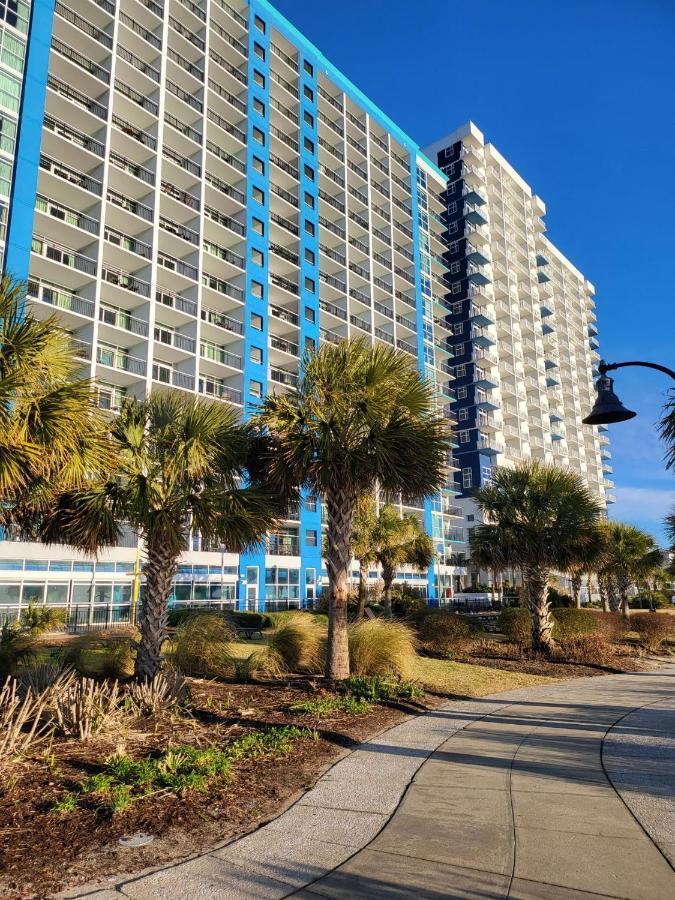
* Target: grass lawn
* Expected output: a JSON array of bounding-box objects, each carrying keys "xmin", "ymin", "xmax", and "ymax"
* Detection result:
[{"xmin": 409, "ymin": 655, "xmax": 555, "ymax": 697}]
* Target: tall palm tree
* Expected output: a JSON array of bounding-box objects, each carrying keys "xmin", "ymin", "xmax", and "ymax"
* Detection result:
[
  {"xmin": 601, "ymin": 522, "xmax": 662, "ymax": 619},
  {"xmin": 658, "ymin": 391, "xmax": 675, "ymax": 472},
  {"xmin": 254, "ymin": 339, "xmax": 450, "ymax": 680},
  {"xmin": 470, "ymin": 462, "xmax": 602, "ymax": 654},
  {"xmin": 35, "ymin": 393, "xmax": 282, "ymax": 679},
  {"xmin": 0, "ymin": 276, "xmax": 110, "ymax": 526},
  {"xmin": 351, "ymin": 494, "xmax": 378, "ymax": 620},
  {"xmin": 566, "ymin": 525, "xmax": 608, "ymax": 609},
  {"xmin": 373, "ymin": 505, "xmax": 435, "ymax": 618}
]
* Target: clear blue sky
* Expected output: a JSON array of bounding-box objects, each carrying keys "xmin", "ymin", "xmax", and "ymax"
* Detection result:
[{"xmin": 273, "ymin": 0, "xmax": 675, "ymax": 543}]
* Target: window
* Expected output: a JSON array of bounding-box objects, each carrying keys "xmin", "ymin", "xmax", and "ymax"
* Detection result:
[
  {"xmin": 304, "ymin": 220, "xmax": 315, "ymax": 236},
  {"xmin": 252, "ymin": 185, "xmax": 265, "ymax": 204},
  {"xmin": 455, "ymin": 363, "xmax": 466, "ymax": 377},
  {"xmin": 450, "ymin": 261, "xmax": 461, "ymax": 274},
  {"xmin": 303, "ymin": 163, "xmax": 315, "ymax": 181},
  {"xmin": 250, "ymin": 347, "xmax": 263, "ymax": 364},
  {"xmin": 303, "ymin": 60, "xmax": 314, "ymax": 76},
  {"xmin": 251, "ymin": 280, "xmax": 264, "ymax": 299},
  {"xmin": 254, "ymin": 14, "xmax": 265, "ymax": 32},
  {"xmin": 459, "ymin": 408, "xmax": 469, "ymax": 421},
  {"xmin": 304, "ymin": 248, "xmax": 315, "ymax": 265},
  {"xmin": 305, "ymin": 496, "xmax": 317, "ymax": 512},
  {"xmin": 454, "ymin": 342, "xmax": 464, "ymax": 356},
  {"xmin": 467, "ymin": 514, "xmax": 474, "ymax": 522},
  {"xmin": 251, "ymin": 248, "xmax": 264, "ymax": 266},
  {"xmin": 252, "ymin": 156, "xmax": 265, "ymax": 175},
  {"xmin": 250, "ymin": 379, "xmax": 263, "ymax": 398},
  {"xmin": 457, "ymin": 386, "xmax": 468, "ymax": 399},
  {"xmin": 462, "ymin": 467, "xmax": 473, "ymax": 489},
  {"xmin": 253, "ymin": 69, "xmax": 265, "ymax": 87},
  {"xmin": 252, "ymin": 217, "xmax": 264, "ymax": 235},
  {"xmin": 449, "ymin": 241, "xmax": 459, "ymax": 254},
  {"xmin": 254, "ymin": 42, "xmax": 265, "ymax": 61},
  {"xmin": 305, "ymin": 336, "xmax": 316, "ymax": 352},
  {"xmin": 303, "ymin": 84, "xmax": 314, "ymax": 101},
  {"xmin": 304, "ymin": 136, "xmax": 314, "ymax": 154},
  {"xmin": 306, "ymin": 529, "xmax": 318, "ymax": 547},
  {"xmin": 446, "ymin": 182, "xmax": 456, "ymax": 195},
  {"xmin": 304, "ymin": 276, "xmax": 315, "ymax": 293},
  {"xmin": 253, "ymin": 97, "xmax": 265, "ymax": 116},
  {"xmin": 252, "ymin": 126, "xmax": 265, "ymax": 146},
  {"xmin": 304, "ymin": 191, "xmax": 315, "ymax": 209},
  {"xmin": 303, "ymin": 110, "xmax": 314, "ymax": 127},
  {"xmin": 452, "ymin": 282, "xmax": 462, "ymax": 295},
  {"xmin": 454, "ymin": 321, "xmax": 463, "ymax": 333},
  {"xmin": 304, "ymin": 306, "xmax": 315, "ymax": 323},
  {"xmin": 447, "ymin": 201, "xmax": 457, "ymax": 214},
  {"xmin": 452, "ymin": 301, "xmax": 463, "ymax": 315},
  {"xmin": 448, "ymin": 221, "xmax": 459, "ymax": 234},
  {"xmin": 459, "ymin": 430, "xmax": 470, "ymax": 444},
  {"xmin": 251, "ymin": 313, "xmax": 263, "ymax": 331}
]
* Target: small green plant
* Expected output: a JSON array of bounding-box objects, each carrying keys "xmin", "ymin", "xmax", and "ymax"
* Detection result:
[
  {"xmin": 290, "ymin": 695, "xmax": 372, "ymax": 717},
  {"xmin": 21, "ymin": 603, "xmax": 66, "ymax": 634},
  {"xmin": 0, "ymin": 622, "xmax": 35, "ymax": 679},
  {"xmin": 52, "ymin": 793, "xmax": 78, "ymax": 815},
  {"xmin": 341, "ymin": 674, "xmax": 423, "ymax": 702}
]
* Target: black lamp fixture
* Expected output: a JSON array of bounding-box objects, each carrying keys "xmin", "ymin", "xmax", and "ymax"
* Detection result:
[{"xmin": 583, "ymin": 359, "xmax": 675, "ymax": 426}]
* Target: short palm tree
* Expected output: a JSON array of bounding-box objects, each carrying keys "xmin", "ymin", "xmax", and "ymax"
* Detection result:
[
  {"xmin": 470, "ymin": 462, "xmax": 603, "ymax": 653},
  {"xmin": 374, "ymin": 505, "xmax": 435, "ymax": 617},
  {"xmin": 36, "ymin": 393, "xmax": 281, "ymax": 678},
  {"xmin": 600, "ymin": 522, "xmax": 662, "ymax": 618},
  {"xmin": 0, "ymin": 276, "xmax": 110, "ymax": 526},
  {"xmin": 254, "ymin": 339, "xmax": 450, "ymax": 679},
  {"xmin": 351, "ymin": 495, "xmax": 378, "ymax": 620}
]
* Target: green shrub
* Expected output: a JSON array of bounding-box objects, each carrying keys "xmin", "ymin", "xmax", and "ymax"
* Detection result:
[
  {"xmin": 289, "ymin": 695, "xmax": 372, "ymax": 717},
  {"xmin": 631, "ymin": 613, "xmax": 674, "ymax": 651},
  {"xmin": 0, "ymin": 622, "xmax": 35, "ymax": 679},
  {"xmin": 391, "ymin": 587, "xmax": 428, "ymax": 621},
  {"xmin": 629, "ymin": 591, "xmax": 670, "ymax": 610},
  {"xmin": 231, "ymin": 611, "xmax": 272, "ymax": 630},
  {"xmin": 341, "ymin": 675, "xmax": 423, "ymax": 702},
  {"xmin": 266, "ymin": 615, "xmax": 326, "ymax": 674},
  {"xmin": 63, "ymin": 631, "xmax": 138, "ymax": 679},
  {"xmin": 171, "ymin": 614, "xmax": 235, "ymax": 678},
  {"xmin": 547, "ymin": 587, "xmax": 574, "ymax": 608},
  {"xmin": 21, "ymin": 604, "xmax": 67, "ymax": 634},
  {"xmin": 498, "ymin": 607, "xmax": 531, "ymax": 646},
  {"xmin": 348, "ymin": 619, "xmax": 417, "ymax": 677},
  {"xmin": 420, "ymin": 612, "xmax": 477, "ymax": 658},
  {"xmin": 551, "ymin": 608, "xmax": 598, "ymax": 640}
]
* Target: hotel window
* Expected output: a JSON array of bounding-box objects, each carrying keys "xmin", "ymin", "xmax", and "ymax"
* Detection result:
[
  {"xmin": 304, "ymin": 248, "xmax": 315, "ymax": 265},
  {"xmin": 459, "ymin": 408, "xmax": 469, "ymax": 421},
  {"xmin": 303, "ymin": 60, "xmax": 314, "ymax": 76},
  {"xmin": 251, "ymin": 248, "xmax": 263, "ymax": 266},
  {"xmin": 448, "ymin": 222, "xmax": 459, "ymax": 234},
  {"xmin": 254, "ymin": 14, "xmax": 265, "ymax": 32},
  {"xmin": 459, "ymin": 430, "xmax": 470, "ymax": 444},
  {"xmin": 250, "ymin": 380, "xmax": 263, "ymax": 399},
  {"xmin": 304, "ymin": 276, "xmax": 315, "ymax": 294},
  {"xmin": 452, "ymin": 282, "xmax": 462, "ymax": 295},
  {"xmin": 305, "ymin": 496, "xmax": 317, "ymax": 512},
  {"xmin": 252, "ymin": 126, "xmax": 265, "ymax": 146},
  {"xmin": 305, "ymin": 336, "xmax": 316, "ymax": 352},
  {"xmin": 252, "ymin": 217, "xmax": 264, "ymax": 235},
  {"xmin": 253, "ymin": 97, "xmax": 265, "ymax": 116},
  {"xmin": 304, "ymin": 191, "xmax": 315, "ymax": 209},
  {"xmin": 450, "ymin": 261, "xmax": 460, "ymax": 274},
  {"xmin": 304, "ymin": 306, "xmax": 315, "ymax": 323},
  {"xmin": 252, "ymin": 186, "xmax": 265, "ymax": 205},
  {"xmin": 457, "ymin": 386, "xmax": 468, "ymax": 399},
  {"xmin": 305, "ymin": 529, "xmax": 318, "ymax": 547},
  {"xmin": 253, "ymin": 156, "xmax": 265, "ymax": 174},
  {"xmin": 251, "ymin": 313, "xmax": 263, "ymax": 331},
  {"xmin": 304, "ymin": 220, "xmax": 315, "ymax": 236},
  {"xmin": 452, "ymin": 301, "xmax": 463, "ymax": 314},
  {"xmin": 449, "ymin": 241, "xmax": 459, "ymax": 254},
  {"xmin": 253, "ymin": 69, "xmax": 265, "ymax": 87},
  {"xmin": 454, "ymin": 343, "xmax": 464, "ymax": 356},
  {"xmin": 447, "ymin": 201, "xmax": 457, "ymax": 214},
  {"xmin": 303, "ymin": 110, "xmax": 314, "ymax": 127},
  {"xmin": 254, "ymin": 42, "xmax": 265, "ymax": 61},
  {"xmin": 462, "ymin": 468, "xmax": 473, "ymax": 489},
  {"xmin": 454, "ymin": 321, "xmax": 463, "ymax": 333},
  {"xmin": 251, "ymin": 281, "xmax": 263, "ymax": 299},
  {"xmin": 455, "ymin": 364, "xmax": 466, "ymax": 377},
  {"xmin": 304, "ymin": 136, "xmax": 315, "ymax": 154},
  {"xmin": 250, "ymin": 347, "xmax": 263, "ymax": 364},
  {"xmin": 303, "ymin": 85, "xmax": 314, "ymax": 101},
  {"xmin": 304, "ymin": 163, "xmax": 315, "ymax": 181}
]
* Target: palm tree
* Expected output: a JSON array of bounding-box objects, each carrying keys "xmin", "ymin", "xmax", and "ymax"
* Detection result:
[
  {"xmin": 351, "ymin": 495, "xmax": 378, "ymax": 620},
  {"xmin": 566, "ymin": 525, "xmax": 608, "ymax": 609},
  {"xmin": 470, "ymin": 462, "xmax": 603, "ymax": 654},
  {"xmin": 0, "ymin": 276, "xmax": 110, "ymax": 527},
  {"xmin": 35, "ymin": 393, "xmax": 282, "ymax": 679},
  {"xmin": 254, "ymin": 339, "xmax": 450, "ymax": 680},
  {"xmin": 658, "ymin": 391, "xmax": 675, "ymax": 472},
  {"xmin": 374, "ymin": 505, "xmax": 435, "ymax": 618},
  {"xmin": 601, "ymin": 522, "xmax": 662, "ymax": 618}
]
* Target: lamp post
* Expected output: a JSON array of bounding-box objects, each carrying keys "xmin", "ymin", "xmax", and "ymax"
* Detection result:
[{"xmin": 583, "ymin": 359, "xmax": 675, "ymax": 426}]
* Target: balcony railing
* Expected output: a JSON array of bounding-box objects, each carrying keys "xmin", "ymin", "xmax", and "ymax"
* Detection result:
[
  {"xmin": 155, "ymin": 326, "xmax": 196, "ymax": 353},
  {"xmin": 103, "ymin": 267, "xmax": 151, "ymax": 297},
  {"xmin": 107, "ymin": 188, "xmax": 154, "ymax": 223},
  {"xmin": 119, "ymin": 10, "xmax": 162, "ymax": 49},
  {"xmin": 267, "ymin": 534, "xmax": 300, "ymax": 556},
  {"xmin": 112, "ymin": 114, "xmax": 157, "ymax": 149},
  {"xmin": 153, "ymin": 364, "xmax": 196, "ymax": 391},
  {"xmin": 199, "ymin": 377, "xmax": 243, "ymax": 404},
  {"xmin": 97, "ymin": 346, "xmax": 147, "ymax": 376},
  {"xmin": 270, "ymin": 304, "xmax": 299, "ymax": 327},
  {"xmin": 39, "ymin": 155, "xmax": 102, "ymax": 195},
  {"xmin": 31, "ymin": 236, "xmax": 97, "ymax": 275},
  {"xmin": 105, "ymin": 227, "xmax": 152, "ymax": 259},
  {"xmin": 118, "ymin": 44, "xmax": 160, "ymax": 82},
  {"xmin": 270, "ymin": 368, "xmax": 299, "ymax": 388},
  {"xmin": 100, "ymin": 305, "xmax": 149, "ymax": 337},
  {"xmin": 200, "ymin": 341, "xmax": 242, "ymax": 369},
  {"xmin": 157, "ymin": 290, "xmax": 197, "ymax": 317},
  {"xmin": 270, "ymin": 335, "xmax": 299, "ymax": 357},
  {"xmin": 55, "ymin": 2, "xmax": 113, "ymax": 47},
  {"xmin": 43, "ymin": 114, "xmax": 105, "ymax": 157},
  {"xmin": 48, "ymin": 75, "xmax": 107, "ymax": 119},
  {"xmin": 109, "ymin": 151, "xmax": 155, "ymax": 185},
  {"xmin": 115, "ymin": 79, "xmax": 158, "ymax": 115},
  {"xmin": 27, "ymin": 279, "xmax": 95, "ymax": 318},
  {"xmin": 36, "ymin": 194, "xmax": 99, "ymax": 234},
  {"xmin": 52, "ymin": 37, "xmax": 110, "ymax": 82},
  {"xmin": 201, "ymin": 306, "xmax": 244, "ymax": 335}
]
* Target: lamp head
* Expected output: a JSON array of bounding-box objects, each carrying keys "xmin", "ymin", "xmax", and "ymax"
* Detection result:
[{"xmin": 583, "ymin": 374, "xmax": 636, "ymax": 425}]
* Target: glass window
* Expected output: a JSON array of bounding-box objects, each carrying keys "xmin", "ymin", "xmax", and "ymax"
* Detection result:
[
  {"xmin": 22, "ymin": 583, "xmax": 44, "ymax": 605},
  {"xmin": 0, "ymin": 559, "xmax": 22, "ymax": 570},
  {"xmin": 304, "ymin": 248, "xmax": 315, "ymax": 265},
  {"xmin": 251, "ymin": 313, "xmax": 263, "ymax": 330},
  {"xmin": 304, "ymin": 306, "xmax": 315, "ymax": 323},
  {"xmin": 252, "ymin": 186, "xmax": 264, "ymax": 204},
  {"xmin": 254, "ymin": 42, "xmax": 265, "ymax": 61},
  {"xmin": 0, "ymin": 583, "xmax": 19, "ymax": 604},
  {"xmin": 45, "ymin": 584, "xmax": 68, "ymax": 605},
  {"xmin": 305, "ymin": 568, "xmax": 316, "ymax": 585},
  {"xmin": 173, "ymin": 583, "xmax": 191, "ymax": 603},
  {"xmin": 289, "ymin": 569, "xmax": 300, "ymax": 585},
  {"xmin": 250, "ymin": 346, "xmax": 263, "ymax": 364},
  {"xmin": 303, "ymin": 137, "xmax": 314, "ymax": 154},
  {"xmin": 252, "ymin": 217, "xmax": 264, "ymax": 235},
  {"xmin": 252, "ymin": 126, "xmax": 265, "ymax": 145},
  {"xmin": 246, "ymin": 566, "xmax": 258, "ymax": 584},
  {"xmin": 49, "ymin": 560, "xmax": 72, "ymax": 572},
  {"xmin": 252, "ymin": 248, "xmax": 263, "ymax": 266},
  {"xmin": 303, "ymin": 110, "xmax": 314, "ymax": 127},
  {"xmin": 71, "ymin": 583, "xmax": 91, "ymax": 605},
  {"xmin": 193, "ymin": 583, "xmax": 208, "ymax": 601},
  {"xmin": 92, "ymin": 583, "xmax": 112, "ymax": 604},
  {"xmin": 253, "ymin": 69, "xmax": 265, "ymax": 87},
  {"xmin": 116, "ymin": 562, "xmax": 134, "ymax": 573},
  {"xmin": 193, "ymin": 565, "xmax": 208, "ymax": 575},
  {"xmin": 303, "ymin": 60, "xmax": 313, "ymax": 76},
  {"xmin": 177, "ymin": 564, "xmax": 192, "ymax": 575},
  {"xmin": 303, "ymin": 85, "xmax": 313, "ymax": 101},
  {"xmin": 304, "ymin": 277, "xmax": 315, "ymax": 294},
  {"xmin": 306, "ymin": 529, "xmax": 318, "ymax": 547},
  {"xmin": 253, "ymin": 155, "xmax": 264, "ymax": 174},
  {"xmin": 113, "ymin": 584, "xmax": 132, "ymax": 604},
  {"xmin": 250, "ymin": 379, "xmax": 263, "ymax": 398},
  {"xmin": 253, "ymin": 97, "xmax": 265, "ymax": 116},
  {"xmin": 265, "ymin": 568, "xmax": 276, "ymax": 584},
  {"xmin": 73, "ymin": 562, "xmax": 94, "ymax": 573},
  {"xmin": 254, "ymin": 15, "xmax": 265, "ymax": 32},
  {"xmin": 96, "ymin": 562, "xmax": 115, "ymax": 572},
  {"xmin": 277, "ymin": 568, "xmax": 288, "ymax": 584},
  {"xmin": 303, "ymin": 163, "xmax": 315, "ymax": 181},
  {"xmin": 24, "ymin": 559, "xmax": 47, "ymax": 571}
]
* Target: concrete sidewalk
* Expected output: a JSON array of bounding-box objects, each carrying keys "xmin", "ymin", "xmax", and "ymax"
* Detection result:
[{"xmin": 66, "ymin": 665, "xmax": 675, "ymax": 900}]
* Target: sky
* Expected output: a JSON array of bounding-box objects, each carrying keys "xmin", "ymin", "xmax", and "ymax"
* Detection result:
[{"xmin": 272, "ymin": 0, "xmax": 675, "ymax": 543}]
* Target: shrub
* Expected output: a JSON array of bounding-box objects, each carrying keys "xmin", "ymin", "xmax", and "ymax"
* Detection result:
[
  {"xmin": 230, "ymin": 611, "xmax": 272, "ymax": 630},
  {"xmin": 498, "ymin": 607, "xmax": 531, "ymax": 646},
  {"xmin": 266, "ymin": 615, "xmax": 326, "ymax": 674},
  {"xmin": 129, "ymin": 671, "xmax": 189, "ymax": 716},
  {"xmin": 391, "ymin": 588, "xmax": 428, "ymax": 621},
  {"xmin": 629, "ymin": 591, "xmax": 670, "ymax": 610},
  {"xmin": 0, "ymin": 622, "xmax": 35, "ymax": 679},
  {"xmin": 592, "ymin": 612, "xmax": 629, "ymax": 643},
  {"xmin": 0, "ymin": 677, "xmax": 54, "ymax": 768},
  {"xmin": 340, "ymin": 675, "xmax": 423, "ymax": 702},
  {"xmin": 21, "ymin": 604, "xmax": 66, "ymax": 634},
  {"xmin": 420, "ymin": 612, "xmax": 477, "ymax": 658},
  {"xmin": 17, "ymin": 658, "xmax": 66, "ymax": 695},
  {"xmin": 53, "ymin": 675, "xmax": 125, "ymax": 741},
  {"xmin": 347, "ymin": 619, "xmax": 417, "ymax": 677},
  {"xmin": 556, "ymin": 634, "xmax": 612, "ymax": 666},
  {"xmin": 172, "ymin": 614, "xmax": 235, "ymax": 678},
  {"xmin": 63, "ymin": 631, "xmax": 137, "ymax": 679},
  {"xmin": 551, "ymin": 608, "xmax": 598, "ymax": 640},
  {"xmin": 547, "ymin": 587, "xmax": 574, "ymax": 608},
  {"xmin": 631, "ymin": 613, "xmax": 674, "ymax": 652}
]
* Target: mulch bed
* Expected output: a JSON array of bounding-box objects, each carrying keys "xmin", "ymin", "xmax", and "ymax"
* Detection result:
[
  {"xmin": 0, "ymin": 679, "xmax": 435, "ymax": 900},
  {"xmin": 461, "ymin": 647, "xmax": 648, "ymax": 678}
]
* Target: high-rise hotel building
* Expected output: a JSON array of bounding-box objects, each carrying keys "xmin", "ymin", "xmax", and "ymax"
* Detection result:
[
  {"xmin": 424, "ymin": 122, "xmax": 612, "ymax": 563},
  {"xmin": 0, "ymin": 0, "xmax": 465, "ymax": 622}
]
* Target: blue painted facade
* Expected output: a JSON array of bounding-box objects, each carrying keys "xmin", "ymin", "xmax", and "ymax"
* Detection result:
[{"xmin": 3, "ymin": 0, "xmax": 55, "ymax": 285}]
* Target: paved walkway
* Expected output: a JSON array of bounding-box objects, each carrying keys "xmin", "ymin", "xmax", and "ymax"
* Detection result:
[{"xmin": 67, "ymin": 665, "xmax": 675, "ymax": 900}]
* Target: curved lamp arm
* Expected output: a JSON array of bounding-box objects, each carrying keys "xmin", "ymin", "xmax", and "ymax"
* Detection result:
[{"xmin": 598, "ymin": 359, "xmax": 675, "ymax": 381}]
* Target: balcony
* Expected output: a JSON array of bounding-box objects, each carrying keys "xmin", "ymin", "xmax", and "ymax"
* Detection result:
[
  {"xmin": 201, "ymin": 306, "xmax": 244, "ymax": 336},
  {"xmin": 199, "ymin": 375, "xmax": 243, "ymax": 405},
  {"xmin": 155, "ymin": 325, "xmax": 197, "ymax": 355},
  {"xmin": 270, "ymin": 335, "xmax": 299, "ymax": 358},
  {"xmin": 97, "ymin": 345, "xmax": 147, "ymax": 378},
  {"xmin": 27, "ymin": 278, "xmax": 95, "ymax": 322},
  {"xmin": 99, "ymin": 304, "xmax": 149, "ymax": 338},
  {"xmin": 200, "ymin": 341, "xmax": 242, "ymax": 370},
  {"xmin": 271, "ymin": 367, "xmax": 299, "ymax": 389},
  {"xmin": 31, "ymin": 236, "xmax": 97, "ymax": 287},
  {"xmin": 102, "ymin": 267, "xmax": 151, "ymax": 298},
  {"xmin": 153, "ymin": 363, "xmax": 196, "ymax": 392},
  {"xmin": 267, "ymin": 533, "xmax": 300, "ymax": 557}
]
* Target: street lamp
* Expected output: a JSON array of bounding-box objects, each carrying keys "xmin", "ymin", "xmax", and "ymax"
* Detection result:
[{"xmin": 583, "ymin": 359, "xmax": 675, "ymax": 426}]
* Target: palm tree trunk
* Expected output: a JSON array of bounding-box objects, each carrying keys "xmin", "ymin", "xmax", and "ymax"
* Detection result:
[
  {"xmin": 597, "ymin": 573, "xmax": 610, "ymax": 612},
  {"xmin": 134, "ymin": 534, "xmax": 178, "ymax": 680},
  {"xmin": 617, "ymin": 574, "xmax": 631, "ymax": 619},
  {"xmin": 356, "ymin": 561, "xmax": 368, "ymax": 620},
  {"xmin": 572, "ymin": 573, "xmax": 582, "ymax": 609},
  {"xmin": 524, "ymin": 565, "xmax": 554, "ymax": 654},
  {"xmin": 382, "ymin": 562, "xmax": 395, "ymax": 618},
  {"xmin": 325, "ymin": 487, "xmax": 357, "ymax": 680},
  {"xmin": 608, "ymin": 575, "xmax": 621, "ymax": 613}
]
